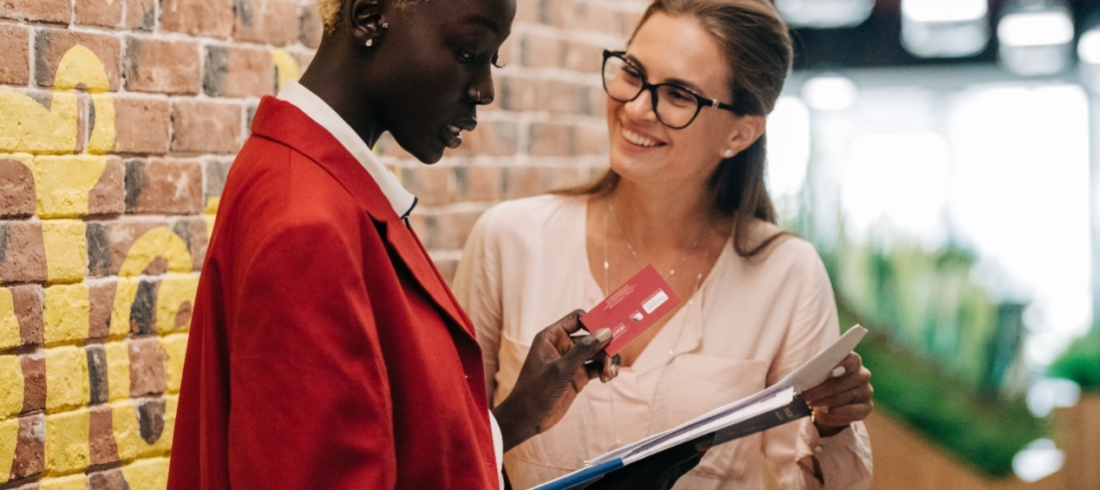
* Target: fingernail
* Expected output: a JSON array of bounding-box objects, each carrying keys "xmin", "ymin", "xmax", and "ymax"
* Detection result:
[
  {"xmin": 595, "ymin": 328, "xmax": 612, "ymax": 342},
  {"xmin": 832, "ymin": 366, "xmax": 846, "ymax": 378}
]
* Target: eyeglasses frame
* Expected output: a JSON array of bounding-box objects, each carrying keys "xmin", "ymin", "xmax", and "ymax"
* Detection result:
[{"xmin": 601, "ymin": 49, "xmax": 742, "ymax": 130}]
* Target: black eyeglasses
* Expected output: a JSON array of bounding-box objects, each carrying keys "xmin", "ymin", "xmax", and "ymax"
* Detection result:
[{"xmin": 601, "ymin": 50, "xmax": 741, "ymax": 130}]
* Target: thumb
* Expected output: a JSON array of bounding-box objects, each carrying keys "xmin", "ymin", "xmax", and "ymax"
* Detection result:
[{"xmin": 562, "ymin": 328, "xmax": 613, "ymax": 366}]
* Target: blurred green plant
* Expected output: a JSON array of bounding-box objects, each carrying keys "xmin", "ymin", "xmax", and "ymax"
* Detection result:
[
  {"xmin": 1048, "ymin": 327, "xmax": 1100, "ymax": 392},
  {"xmin": 840, "ymin": 306, "xmax": 1047, "ymax": 478}
]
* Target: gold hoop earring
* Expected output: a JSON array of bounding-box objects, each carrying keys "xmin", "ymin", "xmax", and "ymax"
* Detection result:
[{"xmin": 365, "ymin": 39, "xmax": 374, "ymax": 47}]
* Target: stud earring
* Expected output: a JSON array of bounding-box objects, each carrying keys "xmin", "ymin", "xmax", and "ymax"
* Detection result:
[
  {"xmin": 381, "ymin": 21, "xmax": 389, "ymax": 29},
  {"xmin": 723, "ymin": 149, "xmax": 735, "ymax": 158},
  {"xmin": 365, "ymin": 38, "xmax": 373, "ymax": 47}
]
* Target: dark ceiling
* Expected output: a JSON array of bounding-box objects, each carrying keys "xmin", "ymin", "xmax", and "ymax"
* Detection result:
[{"xmin": 790, "ymin": 0, "xmax": 1100, "ymax": 70}]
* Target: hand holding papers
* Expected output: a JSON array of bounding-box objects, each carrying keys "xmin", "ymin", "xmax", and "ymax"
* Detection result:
[{"xmin": 531, "ymin": 326, "xmax": 869, "ymax": 490}]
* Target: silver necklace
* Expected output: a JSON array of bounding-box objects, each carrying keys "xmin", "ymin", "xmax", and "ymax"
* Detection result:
[{"xmin": 599, "ymin": 194, "xmax": 721, "ymax": 449}]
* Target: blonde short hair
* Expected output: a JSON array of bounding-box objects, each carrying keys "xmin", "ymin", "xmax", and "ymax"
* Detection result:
[{"xmin": 316, "ymin": 0, "xmax": 423, "ymax": 34}]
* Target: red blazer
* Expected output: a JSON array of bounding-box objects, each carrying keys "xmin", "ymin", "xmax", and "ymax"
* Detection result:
[{"xmin": 167, "ymin": 97, "xmax": 499, "ymax": 489}]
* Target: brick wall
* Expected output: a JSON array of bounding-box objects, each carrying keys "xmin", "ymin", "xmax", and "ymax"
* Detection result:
[{"xmin": 0, "ymin": 0, "xmax": 643, "ymax": 487}]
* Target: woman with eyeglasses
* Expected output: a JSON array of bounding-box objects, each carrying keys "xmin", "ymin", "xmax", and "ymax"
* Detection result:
[{"xmin": 453, "ymin": 0, "xmax": 874, "ymax": 488}]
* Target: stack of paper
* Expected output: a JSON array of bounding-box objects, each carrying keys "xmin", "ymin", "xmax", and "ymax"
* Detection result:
[{"xmin": 531, "ymin": 325, "xmax": 868, "ymax": 490}]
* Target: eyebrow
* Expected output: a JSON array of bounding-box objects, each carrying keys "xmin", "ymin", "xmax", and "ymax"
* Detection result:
[
  {"xmin": 624, "ymin": 54, "xmax": 709, "ymax": 97},
  {"xmin": 464, "ymin": 13, "xmax": 501, "ymax": 35}
]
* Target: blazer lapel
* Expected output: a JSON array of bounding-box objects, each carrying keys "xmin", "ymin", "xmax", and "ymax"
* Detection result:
[{"xmin": 250, "ymin": 96, "xmax": 478, "ymax": 342}]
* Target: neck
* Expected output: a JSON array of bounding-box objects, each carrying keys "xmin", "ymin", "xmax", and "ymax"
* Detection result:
[
  {"xmin": 298, "ymin": 37, "xmax": 384, "ymax": 148},
  {"xmin": 607, "ymin": 176, "xmax": 727, "ymax": 251}
]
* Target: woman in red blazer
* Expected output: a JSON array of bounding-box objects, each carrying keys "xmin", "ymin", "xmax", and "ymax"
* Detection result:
[{"xmin": 165, "ymin": 0, "xmax": 709, "ymax": 488}]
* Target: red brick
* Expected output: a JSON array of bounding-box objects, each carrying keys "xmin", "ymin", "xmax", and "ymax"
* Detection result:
[
  {"xmin": 514, "ymin": 0, "xmax": 539, "ymax": 24},
  {"xmin": 406, "ymin": 213, "xmax": 429, "ymax": 240},
  {"xmin": 576, "ymin": 2, "xmax": 618, "ymax": 34},
  {"xmin": 112, "ymin": 96, "xmax": 170, "ymax": 155},
  {"xmin": 160, "ymin": 0, "xmax": 234, "ymax": 38},
  {"xmin": 459, "ymin": 164, "xmax": 502, "ymax": 202},
  {"xmin": 620, "ymin": 10, "xmax": 644, "ymax": 39},
  {"xmin": 402, "ymin": 165, "xmax": 456, "ymax": 207},
  {"xmin": 564, "ymin": 38, "xmax": 603, "ymax": 74},
  {"xmin": 0, "ymin": 221, "xmax": 47, "ymax": 284},
  {"xmin": 548, "ymin": 79, "xmax": 585, "ymax": 115},
  {"xmin": 544, "ymin": 0, "xmax": 575, "ymax": 28},
  {"xmin": 171, "ymin": 216, "xmax": 208, "ymax": 270},
  {"xmin": 124, "ymin": 37, "xmax": 201, "ymax": 95},
  {"xmin": 88, "ymin": 468, "xmax": 128, "ymax": 490},
  {"xmin": 88, "ymin": 280, "xmax": 116, "ymax": 339},
  {"xmin": 125, "ymin": 158, "xmax": 204, "ymax": 214},
  {"xmin": 448, "ymin": 120, "xmax": 519, "ymax": 157},
  {"xmin": 20, "ymin": 353, "xmax": 45, "ymax": 413},
  {"xmin": 0, "ymin": 24, "xmax": 29, "ymax": 85},
  {"xmin": 296, "ymin": 50, "xmax": 315, "ymax": 73},
  {"xmin": 300, "ymin": 3, "xmax": 323, "ymax": 49},
  {"xmin": 503, "ymin": 165, "xmax": 554, "ymax": 200},
  {"xmin": 89, "ymin": 404, "xmax": 119, "ymax": 465},
  {"xmin": 431, "ymin": 209, "xmax": 484, "ymax": 251},
  {"xmin": 11, "ymin": 284, "xmax": 44, "ymax": 347},
  {"xmin": 0, "ymin": 0, "xmax": 70, "ymax": 23},
  {"xmin": 520, "ymin": 31, "xmax": 563, "ymax": 68},
  {"xmin": 0, "ymin": 158, "xmax": 35, "ymax": 218},
  {"xmin": 233, "ymin": 0, "xmax": 300, "ymax": 46},
  {"xmin": 171, "ymin": 100, "xmax": 242, "ymax": 154},
  {"xmin": 575, "ymin": 123, "xmax": 608, "ymax": 156},
  {"xmin": 435, "ymin": 258, "xmax": 458, "ymax": 286},
  {"xmin": 10, "ymin": 413, "xmax": 45, "ymax": 480},
  {"xmin": 84, "ymin": 218, "xmax": 169, "ymax": 277},
  {"xmin": 204, "ymin": 45, "xmax": 275, "ymax": 98},
  {"xmin": 88, "ymin": 156, "xmax": 126, "ymax": 217},
  {"xmin": 549, "ymin": 165, "xmax": 587, "ymax": 189},
  {"xmin": 528, "ymin": 121, "xmax": 575, "ymax": 156},
  {"xmin": 87, "ymin": 345, "xmax": 109, "ymax": 404},
  {"xmin": 125, "ymin": 0, "xmax": 158, "ymax": 31},
  {"xmin": 34, "ymin": 29, "xmax": 122, "ymax": 91},
  {"xmin": 129, "ymin": 337, "xmax": 167, "ymax": 396},
  {"xmin": 500, "ymin": 74, "xmax": 547, "ymax": 112},
  {"xmin": 75, "ymin": 0, "xmax": 124, "ymax": 27},
  {"xmin": 587, "ymin": 83, "xmax": 607, "ymax": 117},
  {"xmin": 204, "ymin": 158, "xmax": 232, "ymax": 204}
]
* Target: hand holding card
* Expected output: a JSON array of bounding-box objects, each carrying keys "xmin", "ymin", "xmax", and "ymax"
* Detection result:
[{"xmin": 581, "ymin": 265, "xmax": 681, "ymax": 356}]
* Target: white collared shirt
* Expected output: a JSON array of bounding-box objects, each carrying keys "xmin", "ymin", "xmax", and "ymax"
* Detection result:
[{"xmin": 276, "ymin": 80, "xmax": 506, "ymax": 489}]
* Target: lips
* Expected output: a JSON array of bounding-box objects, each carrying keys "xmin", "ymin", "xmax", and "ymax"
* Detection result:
[
  {"xmin": 442, "ymin": 118, "xmax": 478, "ymax": 149},
  {"xmin": 620, "ymin": 126, "xmax": 665, "ymax": 149}
]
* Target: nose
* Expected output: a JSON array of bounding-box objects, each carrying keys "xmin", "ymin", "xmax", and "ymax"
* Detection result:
[
  {"xmin": 466, "ymin": 76, "xmax": 495, "ymax": 106},
  {"xmin": 623, "ymin": 88, "xmax": 657, "ymax": 122}
]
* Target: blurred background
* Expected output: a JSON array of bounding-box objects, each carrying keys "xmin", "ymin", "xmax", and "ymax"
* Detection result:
[
  {"xmin": 763, "ymin": 0, "xmax": 1100, "ymax": 488},
  {"xmin": 0, "ymin": 0, "xmax": 1098, "ymax": 488}
]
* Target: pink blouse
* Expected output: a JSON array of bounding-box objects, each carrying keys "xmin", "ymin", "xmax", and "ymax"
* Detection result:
[{"xmin": 453, "ymin": 194, "xmax": 872, "ymax": 490}]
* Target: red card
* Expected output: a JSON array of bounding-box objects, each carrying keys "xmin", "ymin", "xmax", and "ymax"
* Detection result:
[{"xmin": 581, "ymin": 265, "xmax": 681, "ymax": 356}]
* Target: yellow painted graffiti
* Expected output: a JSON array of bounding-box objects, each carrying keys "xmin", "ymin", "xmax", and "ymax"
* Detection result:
[
  {"xmin": 44, "ymin": 408, "xmax": 91, "ymax": 474},
  {"xmin": 110, "ymin": 228, "xmax": 193, "ymax": 339},
  {"xmin": 44, "ymin": 347, "xmax": 90, "ymax": 413},
  {"xmin": 111, "ymin": 396, "xmax": 176, "ymax": 461},
  {"xmin": 43, "ymin": 283, "xmax": 91, "ymax": 345},
  {"xmin": 0, "ymin": 418, "xmax": 18, "ymax": 484},
  {"xmin": 271, "ymin": 49, "xmax": 301, "ymax": 93},
  {"xmin": 0, "ymin": 355, "xmax": 23, "ymax": 419},
  {"xmin": 121, "ymin": 457, "xmax": 171, "ymax": 490},
  {"xmin": 0, "ymin": 39, "xmax": 194, "ymax": 486},
  {"xmin": 105, "ymin": 341, "xmax": 131, "ymax": 402},
  {"xmin": 38, "ymin": 474, "xmax": 88, "ymax": 490}
]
